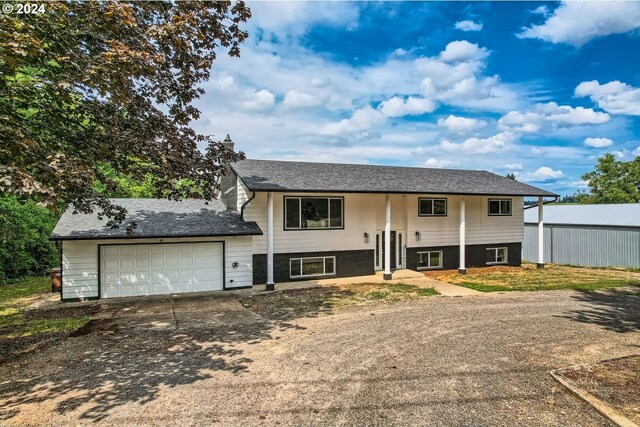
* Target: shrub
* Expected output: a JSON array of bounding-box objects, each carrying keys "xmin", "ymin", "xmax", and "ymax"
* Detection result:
[{"xmin": 0, "ymin": 197, "xmax": 60, "ymax": 283}]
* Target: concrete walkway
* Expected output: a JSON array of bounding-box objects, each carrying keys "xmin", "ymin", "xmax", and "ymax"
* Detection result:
[{"xmin": 247, "ymin": 269, "xmax": 481, "ymax": 297}]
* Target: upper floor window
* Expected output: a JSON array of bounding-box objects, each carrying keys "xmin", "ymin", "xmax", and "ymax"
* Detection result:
[
  {"xmin": 418, "ymin": 198, "xmax": 447, "ymax": 216},
  {"xmin": 488, "ymin": 199, "xmax": 512, "ymax": 216},
  {"xmin": 284, "ymin": 197, "xmax": 343, "ymax": 230}
]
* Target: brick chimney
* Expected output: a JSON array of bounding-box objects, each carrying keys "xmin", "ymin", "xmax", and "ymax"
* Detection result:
[{"xmin": 223, "ymin": 134, "xmax": 234, "ymax": 152}]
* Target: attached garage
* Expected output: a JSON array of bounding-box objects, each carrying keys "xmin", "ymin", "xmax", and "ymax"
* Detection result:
[
  {"xmin": 100, "ymin": 242, "xmax": 224, "ymax": 298},
  {"xmin": 51, "ymin": 199, "xmax": 262, "ymax": 301}
]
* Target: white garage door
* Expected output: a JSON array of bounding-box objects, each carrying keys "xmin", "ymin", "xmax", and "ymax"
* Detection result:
[{"xmin": 100, "ymin": 242, "xmax": 224, "ymax": 298}]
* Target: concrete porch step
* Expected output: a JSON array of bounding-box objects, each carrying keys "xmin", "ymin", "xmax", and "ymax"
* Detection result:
[{"xmin": 375, "ymin": 269, "xmax": 425, "ymax": 280}]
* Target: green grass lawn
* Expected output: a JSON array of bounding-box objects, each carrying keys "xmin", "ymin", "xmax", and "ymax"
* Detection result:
[
  {"xmin": 340, "ymin": 282, "xmax": 439, "ymax": 304},
  {"xmin": 426, "ymin": 263, "xmax": 640, "ymax": 293},
  {"xmin": 0, "ymin": 277, "xmax": 89, "ymax": 339}
]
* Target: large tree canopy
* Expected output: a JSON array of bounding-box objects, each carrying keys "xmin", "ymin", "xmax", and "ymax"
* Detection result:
[
  {"xmin": 578, "ymin": 153, "xmax": 640, "ymax": 203},
  {"xmin": 0, "ymin": 1, "xmax": 250, "ymax": 229}
]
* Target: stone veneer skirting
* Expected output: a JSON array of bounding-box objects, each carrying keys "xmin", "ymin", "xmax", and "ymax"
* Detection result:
[
  {"xmin": 253, "ymin": 249, "xmax": 375, "ymax": 284},
  {"xmin": 405, "ymin": 242, "xmax": 522, "ymax": 271}
]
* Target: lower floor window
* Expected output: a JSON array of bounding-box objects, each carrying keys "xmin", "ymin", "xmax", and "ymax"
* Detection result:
[
  {"xmin": 486, "ymin": 247, "xmax": 508, "ymax": 264},
  {"xmin": 417, "ymin": 251, "xmax": 442, "ymax": 269},
  {"xmin": 290, "ymin": 256, "xmax": 336, "ymax": 278}
]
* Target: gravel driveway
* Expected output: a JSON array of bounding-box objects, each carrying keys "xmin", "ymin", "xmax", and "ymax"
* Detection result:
[{"xmin": 0, "ymin": 288, "xmax": 638, "ymax": 426}]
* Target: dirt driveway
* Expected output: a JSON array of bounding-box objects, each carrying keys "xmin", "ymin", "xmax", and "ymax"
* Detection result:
[{"xmin": 0, "ymin": 288, "xmax": 639, "ymax": 426}]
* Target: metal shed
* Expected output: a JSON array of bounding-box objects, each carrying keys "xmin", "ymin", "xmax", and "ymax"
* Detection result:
[{"xmin": 523, "ymin": 204, "xmax": 640, "ymax": 268}]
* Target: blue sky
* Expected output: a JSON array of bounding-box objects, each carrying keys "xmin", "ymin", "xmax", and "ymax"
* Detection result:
[{"xmin": 192, "ymin": 1, "xmax": 640, "ymax": 195}]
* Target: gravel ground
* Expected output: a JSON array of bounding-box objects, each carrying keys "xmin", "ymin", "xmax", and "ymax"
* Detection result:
[{"xmin": 0, "ymin": 288, "xmax": 638, "ymax": 426}]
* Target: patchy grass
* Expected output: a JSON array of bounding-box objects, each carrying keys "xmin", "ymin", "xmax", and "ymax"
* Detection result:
[
  {"xmin": 425, "ymin": 263, "xmax": 640, "ymax": 292},
  {"xmin": 241, "ymin": 282, "xmax": 439, "ymax": 321},
  {"xmin": 0, "ymin": 277, "xmax": 90, "ymax": 343}
]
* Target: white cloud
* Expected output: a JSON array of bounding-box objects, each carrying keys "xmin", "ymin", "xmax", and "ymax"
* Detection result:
[
  {"xmin": 584, "ymin": 137, "xmax": 613, "ymax": 148},
  {"xmin": 498, "ymin": 102, "xmax": 609, "ymax": 133},
  {"xmin": 505, "ymin": 163, "xmax": 523, "ymax": 171},
  {"xmin": 519, "ymin": 166, "xmax": 564, "ymax": 182},
  {"xmin": 379, "ymin": 96, "xmax": 435, "ymax": 118},
  {"xmin": 240, "ymin": 89, "xmax": 276, "ymax": 112},
  {"xmin": 498, "ymin": 111, "xmax": 541, "ymax": 133},
  {"xmin": 425, "ymin": 158, "xmax": 454, "ymax": 168},
  {"xmin": 575, "ymin": 80, "xmax": 640, "ymax": 116},
  {"xmin": 454, "ymin": 20, "xmax": 483, "ymax": 32},
  {"xmin": 532, "ymin": 5, "xmax": 550, "ymax": 17},
  {"xmin": 282, "ymin": 90, "xmax": 321, "ymax": 109},
  {"xmin": 437, "ymin": 115, "xmax": 487, "ymax": 133},
  {"xmin": 320, "ymin": 105, "xmax": 383, "ymax": 135},
  {"xmin": 538, "ymin": 102, "xmax": 610, "ymax": 125},
  {"xmin": 518, "ymin": 1, "xmax": 640, "ymax": 46},
  {"xmin": 438, "ymin": 40, "xmax": 488, "ymax": 63},
  {"xmin": 634, "ymin": 146, "xmax": 640, "ymax": 156},
  {"xmin": 439, "ymin": 132, "xmax": 516, "ymax": 155}
]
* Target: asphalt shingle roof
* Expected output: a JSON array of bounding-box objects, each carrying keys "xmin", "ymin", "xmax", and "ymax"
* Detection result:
[
  {"xmin": 232, "ymin": 159, "xmax": 558, "ymax": 197},
  {"xmin": 51, "ymin": 198, "xmax": 262, "ymax": 240}
]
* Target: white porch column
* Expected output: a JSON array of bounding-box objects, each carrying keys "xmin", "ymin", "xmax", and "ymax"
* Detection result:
[
  {"xmin": 383, "ymin": 194, "xmax": 392, "ymax": 280},
  {"xmin": 458, "ymin": 197, "xmax": 466, "ymax": 274},
  {"xmin": 537, "ymin": 196, "xmax": 544, "ymax": 269},
  {"xmin": 266, "ymin": 191, "xmax": 275, "ymax": 290}
]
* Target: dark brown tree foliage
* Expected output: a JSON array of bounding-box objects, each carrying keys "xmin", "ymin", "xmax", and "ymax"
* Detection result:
[{"xmin": 0, "ymin": 1, "xmax": 251, "ymax": 231}]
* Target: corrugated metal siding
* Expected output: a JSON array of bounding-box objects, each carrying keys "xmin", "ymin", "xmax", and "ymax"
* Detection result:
[{"xmin": 523, "ymin": 224, "xmax": 640, "ymax": 268}]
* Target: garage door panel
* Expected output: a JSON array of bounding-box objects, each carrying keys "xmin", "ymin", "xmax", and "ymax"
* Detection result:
[{"xmin": 101, "ymin": 243, "xmax": 223, "ymax": 298}]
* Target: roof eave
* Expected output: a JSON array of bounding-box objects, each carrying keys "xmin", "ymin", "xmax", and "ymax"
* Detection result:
[{"xmin": 49, "ymin": 230, "xmax": 264, "ymax": 241}]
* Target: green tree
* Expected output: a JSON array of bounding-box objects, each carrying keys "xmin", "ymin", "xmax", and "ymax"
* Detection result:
[
  {"xmin": 0, "ymin": 196, "xmax": 60, "ymax": 282},
  {"xmin": 0, "ymin": 1, "xmax": 250, "ymax": 230},
  {"xmin": 506, "ymin": 173, "xmax": 517, "ymax": 181},
  {"xmin": 578, "ymin": 154, "xmax": 640, "ymax": 203}
]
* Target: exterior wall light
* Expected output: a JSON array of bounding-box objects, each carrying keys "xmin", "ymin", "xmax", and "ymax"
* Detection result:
[
  {"xmin": 415, "ymin": 231, "xmax": 421, "ymax": 242},
  {"xmin": 364, "ymin": 232, "xmax": 370, "ymax": 244},
  {"xmin": 231, "ymin": 261, "xmax": 239, "ymax": 268}
]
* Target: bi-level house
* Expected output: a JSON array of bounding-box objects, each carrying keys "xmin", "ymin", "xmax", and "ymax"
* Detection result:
[{"xmin": 51, "ymin": 141, "xmax": 556, "ymax": 300}]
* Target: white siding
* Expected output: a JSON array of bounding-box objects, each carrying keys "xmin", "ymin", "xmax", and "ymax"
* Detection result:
[
  {"xmin": 244, "ymin": 193, "xmax": 525, "ymax": 255},
  {"xmin": 244, "ymin": 193, "xmax": 384, "ymax": 254},
  {"xmin": 236, "ymin": 176, "xmax": 249, "ymax": 211},
  {"xmin": 407, "ymin": 195, "xmax": 524, "ymax": 247},
  {"xmin": 62, "ymin": 236, "xmax": 253, "ymax": 300}
]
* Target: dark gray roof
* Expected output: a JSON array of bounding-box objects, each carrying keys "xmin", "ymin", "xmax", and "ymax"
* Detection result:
[
  {"xmin": 232, "ymin": 159, "xmax": 558, "ymax": 197},
  {"xmin": 51, "ymin": 198, "xmax": 262, "ymax": 241}
]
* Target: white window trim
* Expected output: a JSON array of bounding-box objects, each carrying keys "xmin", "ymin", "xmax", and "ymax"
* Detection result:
[
  {"xmin": 290, "ymin": 256, "xmax": 337, "ymax": 278},
  {"xmin": 284, "ymin": 197, "xmax": 344, "ymax": 230},
  {"xmin": 416, "ymin": 250, "xmax": 443, "ymax": 270},
  {"xmin": 488, "ymin": 198, "xmax": 512, "ymax": 216},
  {"xmin": 486, "ymin": 247, "xmax": 508, "ymax": 265},
  {"xmin": 418, "ymin": 198, "xmax": 448, "ymax": 217}
]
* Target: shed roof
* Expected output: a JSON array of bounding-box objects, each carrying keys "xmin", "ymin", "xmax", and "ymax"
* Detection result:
[
  {"xmin": 51, "ymin": 198, "xmax": 263, "ymax": 240},
  {"xmin": 524, "ymin": 203, "xmax": 640, "ymax": 227},
  {"xmin": 232, "ymin": 159, "xmax": 557, "ymax": 197}
]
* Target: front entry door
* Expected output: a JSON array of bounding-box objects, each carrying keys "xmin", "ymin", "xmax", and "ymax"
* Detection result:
[{"xmin": 382, "ymin": 231, "xmax": 396, "ymax": 270}]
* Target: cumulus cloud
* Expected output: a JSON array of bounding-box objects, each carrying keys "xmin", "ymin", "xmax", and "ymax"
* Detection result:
[
  {"xmin": 519, "ymin": 166, "xmax": 564, "ymax": 182},
  {"xmin": 634, "ymin": 146, "xmax": 640, "ymax": 156},
  {"xmin": 498, "ymin": 102, "xmax": 610, "ymax": 133},
  {"xmin": 518, "ymin": 1, "xmax": 640, "ymax": 46},
  {"xmin": 282, "ymin": 90, "xmax": 321, "ymax": 109},
  {"xmin": 320, "ymin": 105, "xmax": 383, "ymax": 136},
  {"xmin": 505, "ymin": 163, "xmax": 523, "ymax": 171},
  {"xmin": 437, "ymin": 115, "xmax": 487, "ymax": 133},
  {"xmin": 240, "ymin": 89, "xmax": 276, "ymax": 112},
  {"xmin": 379, "ymin": 96, "xmax": 436, "ymax": 118},
  {"xmin": 584, "ymin": 137, "xmax": 613, "ymax": 148},
  {"xmin": 454, "ymin": 20, "xmax": 483, "ymax": 32},
  {"xmin": 425, "ymin": 158, "xmax": 454, "ymax": 168},
  {"xmin": 575, "ymin": 80, "xmax": 640, "ymax": 116},
  {"xmin": 438, "ymin": 40, "xmax": 489, "ymax": 63},
  {"xmin": 498, "ymin": 111, "xmax": 541, "ymax": 133},
  {"xmin": 439, "ymin": 132, "xmax": 516, "ymax": 154}
]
